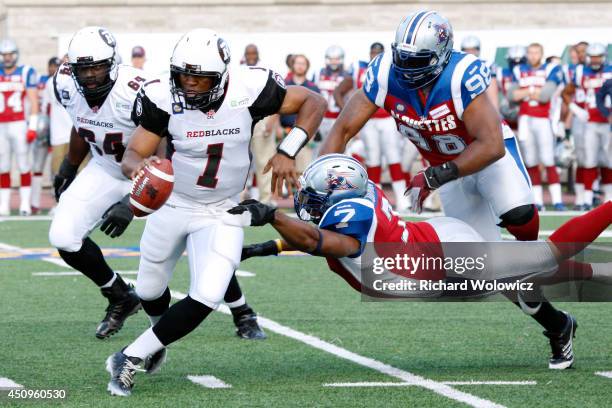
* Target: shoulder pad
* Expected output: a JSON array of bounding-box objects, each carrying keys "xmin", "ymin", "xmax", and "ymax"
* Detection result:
[
  {"xmin": 363, "ymin": 52, "xmax": 391, "ymax": 107},
  {"xmin": 139, "ymin": 75, "xmax": 172, "ymax": 114},
  {"xmin": 320, "ymin": 198, "xmax": 374, "ymax": 257}
]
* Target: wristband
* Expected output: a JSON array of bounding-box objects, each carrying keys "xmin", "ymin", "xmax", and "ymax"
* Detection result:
[
  {"xmin": 274, "ymin": 239, "xmax": 283, "ymax": 253},
  {"xmin": 424, "ymin": 161, "xmax": 459, "ymax": 190},
  {"xmin": 277, "ymin": 126, "xmax": 308, "ymax": 159},
  {"xmin": 28, "ymin": 114, "xmax": 38, "ymax": 131}
]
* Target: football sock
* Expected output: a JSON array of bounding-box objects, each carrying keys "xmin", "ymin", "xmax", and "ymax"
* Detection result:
[
  {"xmin": 100, "ymin": 273, "xmax": 118, "ymax": 288},
  {"xmin": 548, "ymin": 201, "xmax": 612, "ymax": 258},
  {"xmin": 124, "ymin": 327, "xmax": 165, "ymax": 360},
  {"xmin": 58, "ymin": 237, "xmax": 115, "ymax": 287},
  {"xmin": 152, "ymin": 295, "xmax": 213, "ymax": 346},
  {"xmin": 140, "ymin": 288, "xmax": 171, "ymax": 326},
  {"xmin": 31, "ymin": 173, "xmax": 43, "ymax": 209},
  {"xmin": 574, "ymin": 167, "xmax": 584, "ymax": 206},
  {"xmin": 224, "ymin": 273, "xmax": 244, "ymax": 304},
  {"xmin": 530, "ymin": 302, "xmax": 567, "ymax": 333},
  {"xmin": 548, "ymin": 183, "xmax": 562, "ymax": 205},
  {"xmin": 367, "ymin": 166, "xmax": 382, "ymax": 184},
  {"xmin": 227, "ymin": 295, "xmax": 246, "ymax": 309},
  {"xmin": 504, "ymin": 205, "xmax": 539, "ymax": 241}
]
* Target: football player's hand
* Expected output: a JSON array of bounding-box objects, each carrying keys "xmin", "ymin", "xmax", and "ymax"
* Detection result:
[
  {"xmin": 26, "ymin": 129, "xmax": 37, "ymax": 144},
  {"xmin": 130, "ymin": 155, "xmax": 162, "ymax": 180},
  {"xmin": 227, "ymin": 199, "xmax": 276, "ymax": 227},
  {"xmin": 404, "ymin": 171, "xmax": 432, "ymax": 214},
  {"xmin": 100, "ymin": 195, "xmax": 134, "ymax": 238},
  {"xmin": 53, "ymin": 159, "xmax": 79, "ymax": 201},
  {"xmin": 264, "ymin": 153, "xmax": 298, "ymax": 196}
]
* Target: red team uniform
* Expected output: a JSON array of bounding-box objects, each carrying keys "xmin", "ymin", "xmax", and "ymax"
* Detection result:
[
  {"xmin": 0, "ymin": 64, "xmax": 37, "ymax": 215},
  {"xmin": 512, "ymin": 61, "xmax": 564, "ymax": 208}
]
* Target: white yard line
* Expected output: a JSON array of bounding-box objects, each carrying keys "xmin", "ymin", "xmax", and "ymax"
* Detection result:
[
  {"xmin": 187, "ymin": 375, "xmax": 232, "ymax": 389},
  {"xmin": 6, "ymin": 240, "xmax": 506, "ymax": 408},
  {"xmin": 33, "ymin": 270, "xmax": 138, "ymax": 277},
  {"xmin": 324, "ymin": 381, "xmax": 536, "ymax": 387},
  {"xmin": 0, "ymin": 377, "xmax": 23, "ymax": 388},
  {"xmin": 595, "ymin": 371, "xmax": 612, "ymax": 379}
]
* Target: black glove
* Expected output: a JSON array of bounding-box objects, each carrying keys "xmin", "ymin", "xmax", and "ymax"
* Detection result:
[
  {"xmin": 241, "ymin": 240, "xmax": 281, "ymax": 261},
  {"xmin": 100, "ymin": 195, "xmax": 134, "ymax": 238},
  {"xmin": 53, "ymin": 158, "xmax": 79, "ymax": 201},
  {"xmin": 227, "ymin": 199, "xmax": 276, "ymax": 226}
]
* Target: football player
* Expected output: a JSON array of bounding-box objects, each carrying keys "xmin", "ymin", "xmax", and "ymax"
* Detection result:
[
  {"xmin": 105, "ymin": 29, "xmax": 326, "ymax": 396},
  {"xmin": 313, "ymin": 45, "xmax": 350, "ymax": 154},
  {"xmin": 319, "ymin": 10, "xmax": 579, "ymax": 369},
  {"xmin": 510, "ymin": 43, "xmax": 565, "ymax": 210},
  {"xmin": 50, "ymin": 27, "xmax": 265, "ymax": 342},
  {"xmin": 236, "ymin": 154, "xmax": 612, "ymax": 369},
  {"xmin": 497, "ymin": 46, "xmax": 527, "ymax": 136},
  {"xmin": 31, "ymin": 57, "xmax": 62, "ymax": 214},
  {"xmin": 562, "ymin": 43, "xmax": 612, "ymax": 209},
  {"xmin": 333, "ymin": 42, "xmax": 410, "ymax": 211},
  {"xmin": 0, "ymin": 39, "xmax": 39, "ymax": 216}
]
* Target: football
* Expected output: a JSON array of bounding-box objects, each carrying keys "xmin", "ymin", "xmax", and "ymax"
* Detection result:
[{"xmin": 129, "ymin": 159, "xmax": 174, "ymax": 217}]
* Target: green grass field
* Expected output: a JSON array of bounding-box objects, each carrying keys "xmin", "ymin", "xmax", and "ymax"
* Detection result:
[{"xmin": 1, "ymin": 215, "xmax": 611, "ymax": 408}]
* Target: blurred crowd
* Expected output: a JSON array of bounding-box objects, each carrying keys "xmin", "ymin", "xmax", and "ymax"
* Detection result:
[{"xmin": 0, "ymin": 36, "xmax": 610, "ymax": 215}]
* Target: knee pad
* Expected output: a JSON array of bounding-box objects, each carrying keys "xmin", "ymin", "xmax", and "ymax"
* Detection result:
[
  {"xmin": 499, "ymin": 204, "xmax": 535, "ymax": 227},
  {"xmin": 48, "ymin": 221, "xmax": 83, "ymax": 252},
  {"xmin": 136, "ymin": 257, "xmax": 173, "ymax": 301}
]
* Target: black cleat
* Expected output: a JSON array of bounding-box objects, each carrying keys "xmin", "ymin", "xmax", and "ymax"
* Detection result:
[
  {"xmin": 144, "ymin": 348, "xmax": 167, "ymax": 375},
  {"xmin": 232, "ymin": 305, "xmax": 266, "ymax": 340},
  {"xmin": 96, "ymin": 277, "xmax": 141, "ymax": 339},
  {"xmin": 544, "ymin": 311, "xmax": 577, "ymax": 370},
  {"xmin": 106, "ymin": 351, "xmax": 143, "ymax": 397}
]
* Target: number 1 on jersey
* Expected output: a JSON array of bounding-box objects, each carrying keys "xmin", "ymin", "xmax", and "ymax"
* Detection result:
[{"xmin": 197, "ymin": 143, "xmax": 224, "ymax": 188}]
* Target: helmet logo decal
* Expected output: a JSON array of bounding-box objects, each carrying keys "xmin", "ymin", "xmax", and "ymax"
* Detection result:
[
  {"xmin": 98, "ymin": 29, "xmax": 116, "ymax": 48},
  {"xmin": 432, "ymin": 23, "xmax": 450, "ymax": 45},
  {"xmin": 217, "ymin": 38, "xmax": 231, "ymax": 64},
  {"xmin": 326, "ymin": 169, "xmax": 356, "ymax": 191}
]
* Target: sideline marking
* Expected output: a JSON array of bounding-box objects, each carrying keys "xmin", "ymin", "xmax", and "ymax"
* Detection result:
[
  {"xmin": 187, "ymin": 375, "xmax": 232, "ymax": 389},
  {"xmin": 324, "ymin": 381, "xmax": 536, "ymax": 387}
]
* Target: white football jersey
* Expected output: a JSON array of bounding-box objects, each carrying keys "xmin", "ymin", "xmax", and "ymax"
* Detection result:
[
  {"xmin": 54, "ymin": 63, "xmax": 148, "ymax": 178},
  {"xmin": 134, "ymin": 65, "xmax": 287, "ymax": 205}
]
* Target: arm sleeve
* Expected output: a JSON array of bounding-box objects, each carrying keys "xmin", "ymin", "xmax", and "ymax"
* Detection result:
[
  {"xmin": 362, "ymin": 54, "xmax": 384, "ymax": 107},
  {"xmin": 319, "ymin": 200, "xmax": 374, "ymax": 257},
  {"xmin": 537, "ymin": 81, "xmax": 559, "ymax": 103},
  {"xmin": 248, "ymin": 69, "xmax": 288, "ymax": 121},
  {"xmin": 131, "ymin": 89, "xmax": 170, "ymax": 136},
  {"xmin": 459, "ymin": 57, "xmax": 491, "ymax": 111}
]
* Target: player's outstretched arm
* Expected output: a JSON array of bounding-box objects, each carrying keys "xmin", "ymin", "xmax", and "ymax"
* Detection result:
[
  {"xmin": 121, "ymin": 125, "xmax": 163, "ymax": 180},
  {"xmin": 264, "ymin": 85, "xmax": 327, "ymax": 195},
  {"xmin": 228, "ymin": 200, "xmax": 360, "ymax": 258},
  {"xmin": 319, "ymin": 89, "xmax": 377, "ymax": 156},
  {"xmin": 457, "ymin": 92, "xmax": 506, "ymax": 176}
]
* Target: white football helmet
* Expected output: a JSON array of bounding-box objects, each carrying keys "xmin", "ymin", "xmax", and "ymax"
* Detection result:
[
  {"xmin": 295, "ymin": 154, "xmax": 369, "ymax": 224},
  {"xmin": 67, "ymin": 26, "xmax": 118, "ymax": 99},
  {"xmin": 0, "ymin": 39, "xmax": 19, "ymax": 69},
  {"xmin": 392, "ymin": 10, "xmax": 454, "ymax": 89},
  {"xmin": 325, "ymin": 45, "xmax": 345, "ymax": 72},
  {"xmin": 460, "ymin": 35, "xmax": 481, "ymax": 56},
  {"xmin": 170, "ymin": 28, "xmax": 231, "ymax": 109},
  {"xmin": 586, "ymin": 43, "xmax": 607, "ymax": 70},
  {"xmin": 506, "ymin": 45, "xmax": 527, "ymax": 68}
]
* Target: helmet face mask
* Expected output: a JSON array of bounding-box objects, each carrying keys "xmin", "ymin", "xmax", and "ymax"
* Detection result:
[
  {"xmin": 294, "ymin": 185, "xmax": 331, "ymax": 224},
  {"xmin": 170, "ymin": 66, "xmax": 224, "ymax": 110},
  {"xmin": 391, "ymin": 11, "xmax": 454, "ymax": 90},
  {"xmin": 324, "ymin": 45, "xmax": 345, "ymax": 72},
  {"xmin": 0, "ymin": 39, "xmax": 19, "ymax": 70},
  {"xmin": 586, "ymin": 43, "xmax": 607, "ymax": 71},
  {"xmin": 70, "ymin": 58, "xmax": 116, "ymax": 99}
]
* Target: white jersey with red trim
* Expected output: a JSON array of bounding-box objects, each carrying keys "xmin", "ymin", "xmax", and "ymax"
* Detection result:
[
  {"xmin": 313, "ymin": 67, "xmax": 350, "ymax": 119},
  {"xmin": 572, "ymin": 63, "xmax": 612, "ymax": 123},
  {"xmin": 54, "ymin": 63, "xmax": 147, "ymax": 179},
  {"xmin": 0, "ymin": 64, "xmax": 37, "ymax": 123}
]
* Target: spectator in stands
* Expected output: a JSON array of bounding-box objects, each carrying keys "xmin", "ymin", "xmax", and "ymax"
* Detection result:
[
  {"xmin": 280, "ymin": 54, "xmax": 320, "ymax": 173},
  {"xmin": 242, "ymin": 44, "xmax": 259, "ymax": 66},
  {"xmin": 131, "ymin": 46, "xmax": 146, "ymax": 69}
]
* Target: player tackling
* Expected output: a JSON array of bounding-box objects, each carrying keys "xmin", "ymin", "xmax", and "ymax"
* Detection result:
[{"xmin": 105, "ymin": 28, "xmax": 326, "ymax": 396}]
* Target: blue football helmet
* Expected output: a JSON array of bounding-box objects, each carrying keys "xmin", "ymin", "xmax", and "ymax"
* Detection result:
[
  {"xmin": 391, "ymin": 10, "xmax": 454, "ymax": 90},
  {"xmin": 295, "ymin": 154, "xmax": 369, "ymax": 224}
]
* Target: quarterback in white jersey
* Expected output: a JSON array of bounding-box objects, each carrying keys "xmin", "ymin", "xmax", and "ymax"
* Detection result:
[
  {"xmin": 50, "ymin": 27, "xmax": 267, "ymax": 342},
  {"xmin": 106, "ymin": 29, "xmax": 326, "ymax": 397}
]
